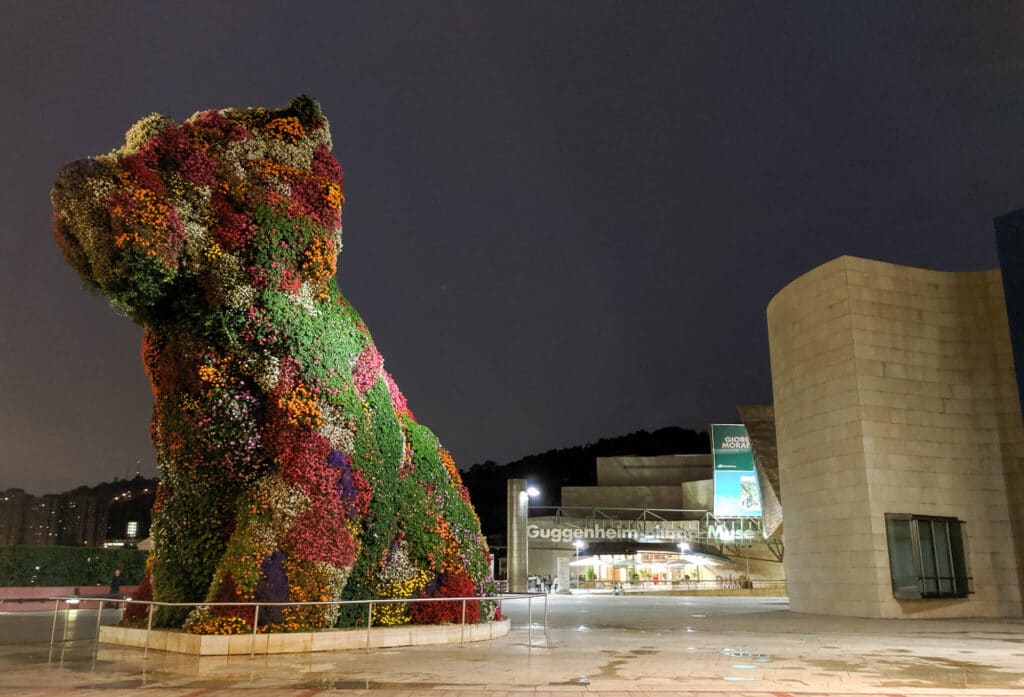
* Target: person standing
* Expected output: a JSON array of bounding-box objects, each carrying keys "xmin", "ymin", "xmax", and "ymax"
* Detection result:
[{"xmin": 109, "ymin": 568, "xmax": 122, "ymax": 597}]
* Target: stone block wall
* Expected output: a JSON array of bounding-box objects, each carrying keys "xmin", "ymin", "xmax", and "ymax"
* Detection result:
[
  {"xmin": 596, "ymin": 455, "xmax": 712, "ymax": 486},
  {"xmin": 768, "ymin": 256, "xmax": 1024, "ymax": 618},
  {"xmin": 561, "ymin": 485, "xmax": 684, "ymax": 510},
  {"xmin": 680, "ymin": 479, "xmax": 713, "ymax": 513}
]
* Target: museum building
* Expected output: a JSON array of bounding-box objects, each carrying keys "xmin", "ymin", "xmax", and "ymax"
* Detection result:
[
  {"xmin": 514, "ymin": 210, "xmax": 1024, "ymax": 620},
  {"xmin": 767, "ymin": 216, "xmax": 1024, "ymax": 618},
  {"xmin": 513, "ymin": 449, "xmax": 786, "ymax": 592}
]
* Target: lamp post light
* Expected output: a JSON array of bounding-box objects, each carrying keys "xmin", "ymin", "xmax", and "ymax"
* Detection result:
[
  {"xmin": 507, "ymin": 479, "xmax": 540, "ymax": 593},
  {"xmin": 521, "ymin": 485, "xmax": 540, "ymax": 591}
]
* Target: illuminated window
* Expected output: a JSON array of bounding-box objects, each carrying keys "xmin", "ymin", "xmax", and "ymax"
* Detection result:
[
  {"xmin": 885, "ymin": 513, "xmax": 972, "ymax": 600},
  {"xmin": 126, "ymin": 521, "xmax": 139, "ymax": 538}
]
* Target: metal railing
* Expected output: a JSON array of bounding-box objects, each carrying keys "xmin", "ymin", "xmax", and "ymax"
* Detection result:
[
  {"xmin": 47, "ymin": 592, "xmax": 547, "ymax": 659},
  {"xmin": 569, "ymin": 578, "xmax": 787, "ymax": 592}
]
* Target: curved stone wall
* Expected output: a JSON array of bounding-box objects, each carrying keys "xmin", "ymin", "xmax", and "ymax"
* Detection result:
[{"xmin": 768, "ymin": 256, "xmax": 1024, "ymax": 618}]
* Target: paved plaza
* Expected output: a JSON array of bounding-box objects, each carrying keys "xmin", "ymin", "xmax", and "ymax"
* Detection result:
[{"xmin": 1, "ymin": 594, "xmax": 1023, "ymax": 696}]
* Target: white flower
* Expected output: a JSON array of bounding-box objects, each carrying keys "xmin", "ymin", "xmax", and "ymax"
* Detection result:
[
  {"xmin": 319, "ymin": 402, "xmax": 355, "ymax": 453},
  {"xmin": 123, "ymin": 113, "xmax": 174, "ymax": 154}
]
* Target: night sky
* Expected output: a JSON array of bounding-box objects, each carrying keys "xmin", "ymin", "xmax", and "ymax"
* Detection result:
[{"xmin": 3, "ymin": 2, "xmax": 1024, "ymax": 495}]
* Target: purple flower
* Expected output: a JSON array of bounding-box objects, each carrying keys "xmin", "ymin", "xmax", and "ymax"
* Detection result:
[
  {"xmin": 254, "ymin": 550, "xmax": 288, "ymax": 625},
  {"xmin": 328, "ymin": 449, "xmax": 359, "ymax": 506}
]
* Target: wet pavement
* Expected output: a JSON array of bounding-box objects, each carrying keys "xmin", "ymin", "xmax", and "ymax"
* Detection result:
[{"xmin": 1, "ymin": 594, "xmax": 1023, "ymax": 696}]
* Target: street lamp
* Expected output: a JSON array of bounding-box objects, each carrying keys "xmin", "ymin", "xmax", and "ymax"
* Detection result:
[
  {"xmin": 521, "ymin": 484, "xmax": 540, "ymax": 590},
  {"xmin": 508, "ymin": 479, "xmax": 540, "ymax": 592}
]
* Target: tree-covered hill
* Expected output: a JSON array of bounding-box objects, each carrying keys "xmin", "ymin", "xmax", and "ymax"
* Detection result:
[{"xmin": 460, "ymin": 426, "xmax": 709, "ymax": 539}]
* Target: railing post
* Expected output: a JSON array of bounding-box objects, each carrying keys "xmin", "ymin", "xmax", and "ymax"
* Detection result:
[
  {"xmin": 144, "ymin": 603, "xmax": 154, "ymax": 660},
  {"xmin": 49, "ymin": 598, "xmax": 60, "ymax": 656},
  {"xmin": 61, "ymin": 599, "xmax": 71, "ymax": 645},
  {"xmin": 365, "ymin": 601, "xmax": 373, "ymax": 654},
  {"xmin": 94, "ymin": 598, "xmax": 105, "ymax": 643},
  {"xmin": 543, "ymin": 593, "xmax": 549, "ymax": 632},
  {"xmin": 250, "ymin": 604, "xmax": 260, "ymax": 659},
  {"xmin": 528, "ymin": 595, "xmax": 533, "ymax": 645},
  {"xmin": 460, "ymin": 599, "xmax": 467, "ymax": 647}
]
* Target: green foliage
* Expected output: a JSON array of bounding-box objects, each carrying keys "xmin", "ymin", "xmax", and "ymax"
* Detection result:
[
  {"xmin": 285, "ymin": 94, "xmax": 323, "ymax": 124},
  {"xmin": 260, "ymin": 287, "xmax": 366, "ymax": 393},
  {"xmin": 0, "ymin": 547, "xmax": 147, "ymax": 587},
  {"xmin": 335, "ymin": 379, "xmax": 407, "ymax": 628},
  {"xmin": 148, "ymin": 471, "xmax": 234, "ymax": 627},
  {"xmin": 108, "ymin": 249, "xmax": 178, "ymax": 326}
]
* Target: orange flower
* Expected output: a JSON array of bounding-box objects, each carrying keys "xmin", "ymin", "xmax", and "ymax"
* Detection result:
[
  {"xmin": 263, "ymin": 116, "xmax": 306, "ymax": 142},
  {"xmin": 325, "ymin": 182, "xmax": 344, "ymax": 209},
  {"xmin": 301, "ymin": 236, "xmax": 337, "ymax": 295},
  {"xmin": 277, "ymin": 384, "xmax": 323, "ymax": 429}
]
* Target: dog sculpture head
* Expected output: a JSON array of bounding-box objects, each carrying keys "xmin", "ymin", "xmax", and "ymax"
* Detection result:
[{"xmin": 52, "ymin": 95, "xmax": 342, "ymax": 327}]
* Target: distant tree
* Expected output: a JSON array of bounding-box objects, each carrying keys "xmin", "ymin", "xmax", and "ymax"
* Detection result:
[{"xmin": 461, "ymin": 426, "xmax": 709, "ymax": 537}]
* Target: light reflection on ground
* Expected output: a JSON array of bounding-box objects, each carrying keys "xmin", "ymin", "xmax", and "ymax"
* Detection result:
[{"xmin": 1, "ymin": 595, "xmax": 1023, "ymax": 693}]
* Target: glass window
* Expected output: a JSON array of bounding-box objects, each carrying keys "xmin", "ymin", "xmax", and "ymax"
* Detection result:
[{"xmin": 884, "ymin": 513, "xmax": 971, "ymax": 600}]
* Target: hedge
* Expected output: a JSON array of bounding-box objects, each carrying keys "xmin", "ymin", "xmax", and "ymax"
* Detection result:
[{"xmin": 0, "ymin": 546, "xmax": 147, "ymax": 587}]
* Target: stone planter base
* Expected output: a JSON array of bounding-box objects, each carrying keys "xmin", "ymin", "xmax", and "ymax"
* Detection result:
[{"xmin": 99, "ymin": 618, "xmax": 511, "ymax": 655}]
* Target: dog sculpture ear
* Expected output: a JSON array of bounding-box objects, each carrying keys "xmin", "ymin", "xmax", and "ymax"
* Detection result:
[{"xmin": 52, "ymin": 113, "xmax": 186, "ymax": 325}]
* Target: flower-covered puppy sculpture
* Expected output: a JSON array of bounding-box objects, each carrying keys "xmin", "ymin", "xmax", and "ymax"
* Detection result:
[{"xmin": 52, "ymin": 96, "xmax": 492, "ymax": 633}]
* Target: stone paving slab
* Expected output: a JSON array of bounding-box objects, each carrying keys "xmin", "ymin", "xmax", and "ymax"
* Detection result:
[
  {"xmin": 2, "ymin": 595, "xmax": 1024, "ymax": 696},
  {"xmin": 3, "ymin": 690, "xmax": 1024, "ymax": 696}
]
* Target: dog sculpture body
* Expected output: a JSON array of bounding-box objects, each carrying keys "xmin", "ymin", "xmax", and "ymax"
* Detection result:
[{"xmin": 52, "ymin": 97, "xmax": 491, "ymax": 630}]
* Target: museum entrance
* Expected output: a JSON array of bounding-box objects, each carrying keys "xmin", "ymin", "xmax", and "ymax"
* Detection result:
[{"xmin": 567, "ymin": 542, "xmax": 743, "ymax": 591}]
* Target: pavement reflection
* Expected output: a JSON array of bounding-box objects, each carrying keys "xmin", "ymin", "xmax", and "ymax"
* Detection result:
[{"xmin": 1, "ymin": 594, "xmax": 1023, "ymax": 695}]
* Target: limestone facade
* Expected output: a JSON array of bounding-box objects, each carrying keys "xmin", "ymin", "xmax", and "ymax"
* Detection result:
[
  {"xmin": 767, "ymin": 256, "xmax": 1024, "ymax": 618},
  {"xmin": 561, "ymin": 455, "xmax": 713, "ymax": 512}
]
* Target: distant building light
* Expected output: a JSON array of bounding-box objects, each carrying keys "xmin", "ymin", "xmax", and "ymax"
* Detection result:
[{"xmin": 126, "ymin": 521, "xmax": 139, "ymax": 538}]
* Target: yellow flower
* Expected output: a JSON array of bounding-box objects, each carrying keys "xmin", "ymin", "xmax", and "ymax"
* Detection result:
[{"xmin": 204, "ymin": 242, "xmax": 224, "ymax": 262}]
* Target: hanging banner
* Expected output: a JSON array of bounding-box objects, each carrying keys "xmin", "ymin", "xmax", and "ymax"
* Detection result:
[{"xmin": 711, "ymin": 424, "xmax": 762, "ymax": 518}]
